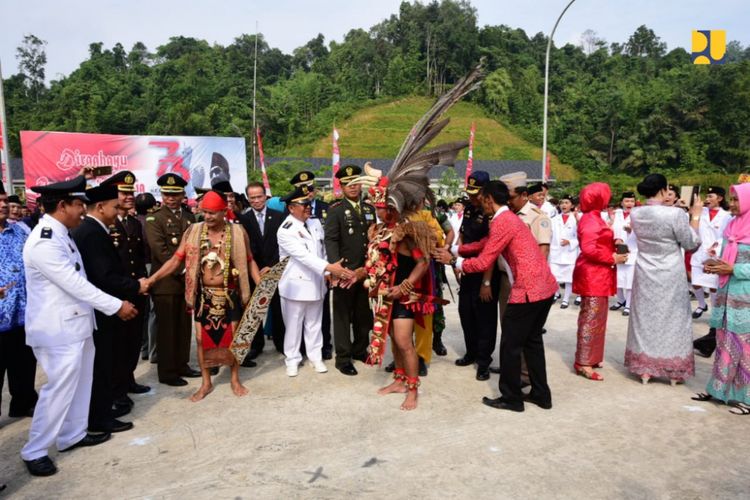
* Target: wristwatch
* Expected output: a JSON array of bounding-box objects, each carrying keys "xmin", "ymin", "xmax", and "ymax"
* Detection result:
[
  {"xmin": 482, "ymin": 280, "xmax": 491, "ymax": 287},
  {"xmin": 450, "ymin": 256, "xmax": 457, "ymax": 266},
  {"xmin": 692, "ymin": 216, "xmax": 701, "ymax": 222}
]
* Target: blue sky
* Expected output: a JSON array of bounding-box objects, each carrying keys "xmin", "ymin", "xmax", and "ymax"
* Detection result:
[{"xmin": 1, "ymin": 0, "xmax": 748, "ymax": 80}]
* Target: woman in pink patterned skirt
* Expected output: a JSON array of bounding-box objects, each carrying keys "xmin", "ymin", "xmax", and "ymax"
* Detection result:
[{"xmin": 572, "ymin": 183, "xmax": 629, "ymax": 381}]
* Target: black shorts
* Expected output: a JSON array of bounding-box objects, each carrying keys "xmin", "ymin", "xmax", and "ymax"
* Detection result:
[{"xmin": 391, "ymin": 301, "xmax": 414, "ymax": 319}]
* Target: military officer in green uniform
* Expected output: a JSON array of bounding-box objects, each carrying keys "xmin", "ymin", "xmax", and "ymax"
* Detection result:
[
  {"xmin": 324, "ymin": 165, "xmax": 376, "ymax": 376},
  {"xmin": 145, "ymin": 173, "xmax": 199, "ymax": 386}
]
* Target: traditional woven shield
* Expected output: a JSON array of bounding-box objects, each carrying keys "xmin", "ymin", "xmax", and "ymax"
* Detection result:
[{"xmin": 230, "ymin": 257, "xmax": 289, "ymax": 363}]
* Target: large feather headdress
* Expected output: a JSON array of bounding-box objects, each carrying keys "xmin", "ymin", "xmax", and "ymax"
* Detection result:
[{"xmin": 353, "ymin": 62, "xmax": 483, "ymax": 213}]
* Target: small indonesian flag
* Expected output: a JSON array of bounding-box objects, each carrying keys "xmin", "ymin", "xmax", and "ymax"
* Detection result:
[
  {"xmin": 332, "ymin": 128, "xmax": 341, "ymax": 197},
  {"xmin": 256, "ymin": 128, "xmax": 271, "ymax": 196},
  {"xmin": 464, "ymin": 122, "xmax": 475, "ymax": 187}
]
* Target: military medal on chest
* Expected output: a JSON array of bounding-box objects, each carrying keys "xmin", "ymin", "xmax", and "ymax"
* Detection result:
[{"xmin": 109, "ymin": 225, "xmax": 121, "ymax": 247}]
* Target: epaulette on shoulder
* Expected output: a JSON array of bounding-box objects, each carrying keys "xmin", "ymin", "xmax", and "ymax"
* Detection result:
[
  {"xmin": 329, "ymin": 200, "xmax": 342, "ymax": 209},
  {"xmin": 40, "ymin": 227, "xmax": 53, "ymax": 239},
  {"xmin": 146, "ymin": 216, "xmax": 156, "ymax": 222},
  {"xmin": 282, "ymin": 221, "xmax": 292, "ymax": 229}
]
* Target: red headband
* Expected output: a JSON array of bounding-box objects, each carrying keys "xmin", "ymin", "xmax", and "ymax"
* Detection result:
[{"xmin": 200, "ymin": 191, "xmax": 227, "ymax": 211}]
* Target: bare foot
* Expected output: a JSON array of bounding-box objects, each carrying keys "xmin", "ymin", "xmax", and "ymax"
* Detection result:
[
  {"xmin": 189, "ymin": 384, "xmax": 214, "ymax": 402},
  {"xmin": 231, "ymin": 380, "xmax": 249, "ymax": 397},
  {"xmin": 377, "ymin": 380, "xmax": 407, "ymax": 395},
  {"xmin": 400, "ymin": 391, "xmax": 418, "ymax": 411}
]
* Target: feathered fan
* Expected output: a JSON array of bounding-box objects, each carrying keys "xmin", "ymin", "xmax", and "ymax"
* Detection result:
[{"xmin": 352, "ymin": 62, "xmax": 483, "ymax": 213}]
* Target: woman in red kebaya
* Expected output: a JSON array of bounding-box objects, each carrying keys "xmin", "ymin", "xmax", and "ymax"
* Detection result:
[{"xmin": 572, "ymin": 183, "xmax": 629, "ymax": 380}]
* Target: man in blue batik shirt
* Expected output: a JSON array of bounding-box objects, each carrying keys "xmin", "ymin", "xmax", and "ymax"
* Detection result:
[{"xmin": 0, "ymin": 184, "xmax": 38, "ymax": 418}]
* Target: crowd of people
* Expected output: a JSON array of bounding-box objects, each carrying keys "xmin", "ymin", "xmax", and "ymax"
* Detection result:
[
  {"xmin": 1, "ymin": 69, "xmax": 748, "ymax": 476},
  {"xmin": 2, "ymin": 165, "xmax": 748, "ymax": 477}
]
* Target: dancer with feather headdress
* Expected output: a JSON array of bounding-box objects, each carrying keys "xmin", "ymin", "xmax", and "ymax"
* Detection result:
[{"xmin": 351, "ymin": 64, "xmax": 483, "ymax": 410}]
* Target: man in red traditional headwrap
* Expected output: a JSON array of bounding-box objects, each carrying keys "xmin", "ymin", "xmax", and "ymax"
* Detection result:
[{"xmin": 146, "ymin": 191, "xmax": 261, "ymax": 402}]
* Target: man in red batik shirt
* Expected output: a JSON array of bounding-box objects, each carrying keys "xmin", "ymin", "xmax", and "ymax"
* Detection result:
[{"xmin": 434, "ymin": 180, "xmax": 558, "ymax": 412}]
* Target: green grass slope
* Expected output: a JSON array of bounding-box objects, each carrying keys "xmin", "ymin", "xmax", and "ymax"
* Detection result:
[{"xmin": 280, "ymin": 97, "xmax": 577, "ymax": 181}]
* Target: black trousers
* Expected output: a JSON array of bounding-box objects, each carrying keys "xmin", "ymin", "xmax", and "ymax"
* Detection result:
[
  {"xmin": 250, "ymin": 291, "xmax": 285, "ymax": 354},
  {"xmin": 499, "ymin": 296, "xmax": 554, "ymax": 405},
  {"xmin": 113, "ymin": 295, "xmax": 148, "ymax": 398},
  {"xmin": 153, "ymin": 294, "xmax": 192, "ymax": 381},
  {"xmin": 89, "ymin": 322, "xmax": 117, "ymax": 428},
  {"xmin": 322, "ymin": 290, "xmax": 332, "ymax": 351},
  {"xmin": 332, "ymin": 285, "xmax": 372, "ymax": 367},
  {"xmin": 0, "ymin": 327, "xmax": 38, "ymax": 416},
  {"xmin": 458, "ymin": 272, "xmax": 499, "ymax": 369}
]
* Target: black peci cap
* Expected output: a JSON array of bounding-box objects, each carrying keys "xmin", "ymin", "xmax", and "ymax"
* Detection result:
[{"xmin": 85, "ymin": 184, "xmax": 119, "ymax": 204}]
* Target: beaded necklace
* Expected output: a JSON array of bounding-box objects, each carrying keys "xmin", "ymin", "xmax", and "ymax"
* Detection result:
[{"xmin": 199, "ymin": 221, "xmax": 232, "ymax": 293}]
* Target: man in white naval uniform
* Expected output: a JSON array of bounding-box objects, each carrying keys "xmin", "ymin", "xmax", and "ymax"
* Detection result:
[
  {"xmin": 611, "ymin": 192, "xmax": 638, "ymax": 316},
  {"xmin": 690, "ymin": 186, "xmax": 733, "ymax": 319},
  {"xmin": 20, "ymin": 178, "xmax": 138, "ymax": 477},
  {"xmin": 276, "ymin": 185, "xmax": 351, "ymax": 377}
]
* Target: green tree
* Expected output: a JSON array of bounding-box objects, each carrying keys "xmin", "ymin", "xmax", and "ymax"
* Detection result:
[{"xmin": 15, "ymin": 34, "xmax": 47, "ymax": 103}]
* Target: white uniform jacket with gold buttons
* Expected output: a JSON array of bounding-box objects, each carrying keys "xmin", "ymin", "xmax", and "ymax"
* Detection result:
[
  {"xmin": 23, "ymin": 214, "xmax": 122, "ymax": 347},
  {"xmin": 277, "ymin": 215, "xmax": 329, "ymax": 301}
]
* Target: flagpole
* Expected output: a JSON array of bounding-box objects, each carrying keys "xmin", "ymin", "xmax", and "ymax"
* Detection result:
[
  {"xmin": 0, "ymin": 59, "xmax": 12, "ymax": 192},
  {"xmin": 252, "ymin": 22, "xmax": 258, "ymax": 171},
  {"xmin": 542, "ymin": 0, "xmax": 576, "ymax": 183}
]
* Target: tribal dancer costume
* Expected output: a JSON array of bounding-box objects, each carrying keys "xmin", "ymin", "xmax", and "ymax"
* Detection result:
[
  {"xmin": 354, "ymin": 63, "xmax": 483, "ymax": 397},
  {"xmin": 363, "ymin": 209, "xmax": 439, "ymax": 366},
  {"xmin": 178, "ymin": 194, "xmax": 252, "ymax": 367}
]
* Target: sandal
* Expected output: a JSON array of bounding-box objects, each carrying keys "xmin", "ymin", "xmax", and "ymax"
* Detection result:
[
  {"xmin": 728, "ymin": 402, "xmax": 750, "ymax": 415},
  {"xmin": 574, "ymin": 362, "xmax": 603, "ymax": 381},
  {"xmin": 691, "ymin": 393, "xmax": 714, "ymax": 402}
]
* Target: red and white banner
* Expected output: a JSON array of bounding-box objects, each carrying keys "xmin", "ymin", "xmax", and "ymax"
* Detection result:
[
  {"xmin": 464, "ymin": 122, "xmax": 476, "ymax": 187},
  {"xmin": 332, "ymin": 128, "xmax": 341, "ymax": 197},
  {"xmin": 0, "ymin": 119, "xmax": 6, "ymax": 188},
  {"xmin": 256, "ymin": 128, "xmax": 271, "ymax": 196},
  {"xmin": 20, "ymin": 131, "xmax": 247, "ymax": 201},
  {"xmin": 544, "ymin": 152, "xmax": 551, "ymax": 182}
]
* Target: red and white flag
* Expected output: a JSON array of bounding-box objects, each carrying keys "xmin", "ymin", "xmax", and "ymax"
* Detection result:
[
  {"xmin": 0, "ymin": 119, "xmax": 5, "ymax": 187},
  {"xmin": 464, "ymin": 122, "xmax": 476, "ymax": 187},
  {"xmin": 332, "ymin": 128, "xmax": 341, "ymax": 197},
  {"xmin": 256, "ymin": 128, "xmax": 271, "ymax": 196},
  {"xmin": 544, "ymin": 152, "xmax": 551, "ymax": 183}
]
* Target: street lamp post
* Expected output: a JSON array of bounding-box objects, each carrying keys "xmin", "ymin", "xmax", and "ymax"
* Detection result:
[{"xmin": 542, "ymin": 0, "xmax": 577, "ymax": 182}]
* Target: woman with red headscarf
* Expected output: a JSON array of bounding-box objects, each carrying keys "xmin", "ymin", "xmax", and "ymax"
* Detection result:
[
  {"xmin": 572, "ymin": 183, "xmax": 629, "ymax": 380},
  {"xmin": 694, "ymin": 182, "xmax": 750, "ymax": 414}
]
